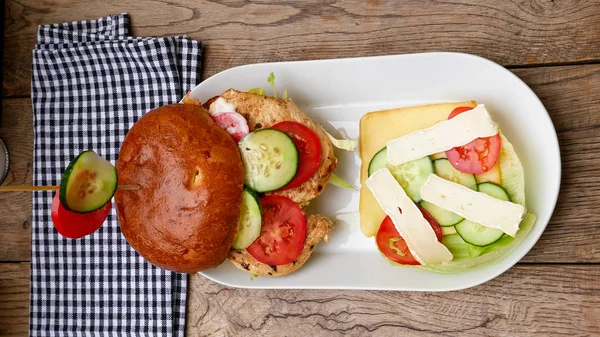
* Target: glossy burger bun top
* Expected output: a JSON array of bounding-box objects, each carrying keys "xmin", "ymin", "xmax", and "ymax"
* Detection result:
[{"xmin": 115, "ymin": 104, "xmax": 244, "ymax": 273}]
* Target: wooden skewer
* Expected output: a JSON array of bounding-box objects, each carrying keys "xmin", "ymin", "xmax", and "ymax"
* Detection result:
[{"xmin": 0, "ymin": 185, "xmax": 140, "ymax": 192}]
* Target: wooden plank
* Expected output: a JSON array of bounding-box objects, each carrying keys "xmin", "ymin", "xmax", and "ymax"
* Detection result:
[
  {"xmin": 4, "ymin": 0, "xmax": 600, "ymax": 96},
  {"xmin": 185, "ymin": 264, "xmax": 600, "ymax": 336},
  {"xmin": 512, "ymin": 65, "xmax": 600, "ymax": 262},
  {"xmin": 0, "ymin": 98, "xmax": 32, "ymax": 262},
  {"xmin": 1, "ymin": 263, "xmax": 597, "ymax": 336},
  {"xmin": 0, "ymin": 263, "xmax": 29, "ymax": 337}
]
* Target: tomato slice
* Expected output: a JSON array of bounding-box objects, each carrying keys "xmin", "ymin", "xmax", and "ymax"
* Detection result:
[
  {"xmin": 51, "ymin": 192, "xmax": 110, "ymax": 239},
  {"xmin": 376, "ymin": 206, "xmax": 442, "ymax": 265},
  {"xmin": 271, "ymin": 121, "xmax": 322, "ymax": 190},
  {"xmin": 445, "ymin": 106, "xmax": 502, "ymax": 174},
  {"xmin": 211, "ymin": 112, "xmax": 249, "ymax": 142},
  {"xmin": 246, "ymin": 195, "xmax": 307, "ymax": 265}
]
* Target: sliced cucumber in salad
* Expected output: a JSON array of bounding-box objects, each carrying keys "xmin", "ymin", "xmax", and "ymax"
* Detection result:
[
  {"xmin": 433, "ymin": 158, "xmax": 477, "ymax": 190},
  {"xmin": 477, "ymin": 182, "xmax": 511, "ymax": 201},
  {"xmin": 59, "ymin": 150, "xmax": 118, "ymax": 213},
  {"xmin": 368, "ymin": 147, "xmax": 388, "ymax": 176},
  {"xmin": 238, "ymin": 129, "xmax": 299, "ymax": 193},
  {"xmin": 386, "ymin": 156, "xmax": 433, "ymax": 203},
  {"xmin": 455, "ymin": 183, "xmax": 511, "ymax": 247},
  {"xmin": 232, "ymin": 188, "xmax": 262, "ymax": 250},
  {"xmin": 455, "ymin": 219, "xmax": 505, "ymax": 247},
  {"xmin": 419, "ymin": 200, "xmax": 463, "ymax": 227},
  {"xmin": 368, "ymin": 147, "xmax": 433, "ymax": 202}
]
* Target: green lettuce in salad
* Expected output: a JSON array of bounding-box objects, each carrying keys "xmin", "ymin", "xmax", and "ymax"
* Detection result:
[{"xmin": 423, "ymin": 131, "xmax": 536, "ymax": 273}]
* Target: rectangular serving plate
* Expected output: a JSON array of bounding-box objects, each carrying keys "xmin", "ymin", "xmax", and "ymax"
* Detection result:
[{"xmin": 189, "ymin": 53, "xmax": 559, "ymax": 291}]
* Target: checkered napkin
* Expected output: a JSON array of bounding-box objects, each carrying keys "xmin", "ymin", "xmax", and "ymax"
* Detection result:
[{"xmin": 30, "ymin": 13, "xmax": 201, "ymax": 337}]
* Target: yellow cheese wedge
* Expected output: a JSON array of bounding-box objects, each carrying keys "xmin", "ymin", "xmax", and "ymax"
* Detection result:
[
  {"xmin": 359, "ymin": 100, "xmax": 477, "ymax": 237},
  {"xmin": 475, "ymin": 161, "xmax": 501, "ymax": 184}
]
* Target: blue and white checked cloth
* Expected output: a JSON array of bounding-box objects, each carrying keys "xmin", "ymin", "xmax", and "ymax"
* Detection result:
[{"xmin": 30, "ymin": 13, "xmax": 201, "ymax": 336}]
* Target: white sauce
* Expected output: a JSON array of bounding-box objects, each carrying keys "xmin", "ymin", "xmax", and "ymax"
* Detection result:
[{"xmin": 209, "ymin": 97, "xmax": 238, "ymax": 116}]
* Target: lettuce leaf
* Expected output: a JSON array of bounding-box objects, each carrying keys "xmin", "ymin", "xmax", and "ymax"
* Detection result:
[
  {"xmin": 246, "ymin": 88, "xmax": 266, "ymax": 96},
  {"xmin": 247, "ymin": 73, "xmax": 291, "ymax": 100},
  {"xmin": 268, "ymin": 72, "xmax": 277, "ymax": 98},
  {"xmin": 498, "ymin": 130, "xmax": 526, "ymax": 205},
  {"xmin": 321, "ymin": 127, "xmax": 357, "ymax": 151},
  {"xmin": 329, "ymin": 173, "xmax": 357, "ymax": 190},
  {"xmin": 423, "ymin": 212, "xmax": 536, "ymax": 273}
]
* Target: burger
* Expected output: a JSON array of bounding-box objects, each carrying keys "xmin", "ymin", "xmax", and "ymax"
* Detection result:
[{"xmin": 115, "ymin": 87, "xmax": 339, "ymax": 275}]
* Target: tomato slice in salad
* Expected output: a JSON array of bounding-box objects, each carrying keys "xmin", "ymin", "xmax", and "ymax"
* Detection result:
[
  {"xmin": 246, "ymin": 195, "xmax": 307, "ymax": 265},
  {"xmin": 445, "ymin": 106, "xmax": 501, "ymax": 174},
  {"xmin": 376, "ymin": 206, "xmax": 443, "ymax": 265},
  {"xmin": 51, "ymin": 192, "xmax": 111, "ymax": 239},
  {"xmin": 271, "ymin": 121, "xmax": 322, "ymax": 190}
]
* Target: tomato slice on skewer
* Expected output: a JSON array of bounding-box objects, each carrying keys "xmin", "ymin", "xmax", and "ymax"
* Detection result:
[
  {"xmin": 445, "ymin": 106, "xmax": 501, "ymax": 174},
  {"xmin": 246, "ymin": 195, "xmax": 307, "ymax": 265},
  {"xmin": 51, "ymin": 192, "xmax": 111, "ymax": 239},
  {"xmin": 376, "ymin": 206, "xmax": 443, "ymax": 265},
  {"xmin": 271, "ymin": 121, "xmax": 322, "ymax": 190}
]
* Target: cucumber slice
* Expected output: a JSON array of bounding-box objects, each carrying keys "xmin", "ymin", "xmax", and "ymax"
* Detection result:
[
  {"xmin": 386, "ymin": 156, "xmax": 433, "ymax": 202},
  {"xmin": 419, "ymin": 200, "xmax": 464, "ymax": 227},
  {"xmin": 238, "ymin": 129, "xmax": 299, "ymax": 193},
  {"xmin": 433, "ymin": 158, "xmax": 477, "ymax": 190},
  {"xmin": 59, "ymin": 150, "xmax": 117, "ymax": 213},
  {"xmin": 232, "ymin": 188, "xmax": 262, "ymax": 250},
  {"xmin": 455, "ymin": 182, "xmax": 511, "ymax": 246},
  {"xmin": 455, "ymin": 219, "xmax": 505, "ymax": 247},
  {"xmin": 368, "ymin": 147, "xmax": 388, "ymax": 176},
  {"xmin": 368, "ymin": 146, "xmax": 433, "ymax": 202},
  {"xmin": 477, "ymin": 182, "xmax": 511, "ymax": 201}
]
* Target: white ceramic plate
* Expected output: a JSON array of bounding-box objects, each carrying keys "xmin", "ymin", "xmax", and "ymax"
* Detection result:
[{"xmin": 189, "ymin": 52, "xmax": 560, "ymax": 291}]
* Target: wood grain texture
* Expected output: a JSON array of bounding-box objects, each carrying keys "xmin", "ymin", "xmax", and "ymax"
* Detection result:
[
  {"xmin": 2, "ymin": 63, "xmax": 600, "ymax": 263},
  {"xmin": 3, "ymin": 3, "xmax": 600, "ymax": 335},
  {"xmin": 0, "ymin": 99, "xmax": 33, "ymax": 262},
  {"xmin": 4, "ymin": 0, "xmax": 600, "ymax": 96},
  {"xmin": 512, "ymin": 64, "xmax": 600, "ymax": 262},
  {"xmin": 1, "ymin": 263, "xmax": 598, "ymax": 336},
  {"xmin": 0, "ymin": 263, "xmax": 29, "ymax": 337},
  {"xmin": 185, "ymin": 265, "xmax": 600, "ymax": 336}
]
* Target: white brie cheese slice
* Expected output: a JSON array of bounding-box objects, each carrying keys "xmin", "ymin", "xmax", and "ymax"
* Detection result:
[
  {"xmin": 386, "ymin": 104, "xmax": 498, "ymax": 165},
  {"xmin": 366, "ymin": 168, "xmax": 453, "ymax": 265},
  {"xmin": 420, "ymin": 174, "xmax": 526, "ymax": 237}
]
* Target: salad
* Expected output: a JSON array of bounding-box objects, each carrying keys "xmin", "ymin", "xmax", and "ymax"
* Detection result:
[{"xmin": 359, "ymin": 102, "xmax": 536, "ymax": 272}]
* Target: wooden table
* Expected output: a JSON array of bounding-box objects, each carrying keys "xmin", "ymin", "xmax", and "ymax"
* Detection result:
[{"xmin": 2, "ymin": 1, "xmax": 600, "ymax": 336}]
